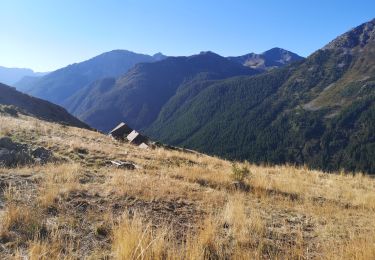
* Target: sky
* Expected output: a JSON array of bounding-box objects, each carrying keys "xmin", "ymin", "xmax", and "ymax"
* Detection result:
[{"xmin": 1, "ymin": 0, "xmax": 374, "ymax": 72}]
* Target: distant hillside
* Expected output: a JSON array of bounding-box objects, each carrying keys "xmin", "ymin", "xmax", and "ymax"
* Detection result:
[
  {"xmin": 146, "ymin": 18, "xmax": 375, "ymax": 174},
  {"xmin": 228, "ymin": 47, "xmax": 304, "ymax": 71},
  {"xmin": 14, "ymin": 75, "xmax": 43, "ymax": 92},
  {"xmin": 0, "ymin": 83, "xmax": 88, "ymax": 128},
  {"xmin": 66, "ymin": 52, "xmax": 258, "ymax": 131},
  {"xmin": 0, "ymin": 66, "xmax": 47, "ymax": 86},
  {"xmin": 23, "ymin": 50, "xmax": 166, "ymax": 105}
]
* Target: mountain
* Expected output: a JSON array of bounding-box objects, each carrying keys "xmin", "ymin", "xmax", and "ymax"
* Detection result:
[
  {"xmin": 22, "ymin": 50, "xmax": 167, "ymax": 105},
  {"xmin": 13, "ymin": 75, "xmax": 43, "ymax": 92},
  {"xmin": 146, "ymin": 18, "xmax": 375, "ymax": 174},
  {"xmin": 0, "ymin": 83, "xmax": 88, "ymax": 128},
  {"xmin": 65, "ymin": 52, "xmax": 259, "ymax": 131},
  {"xmin": 228, "ymin": 47, "xmax": 304, "ymax": 71},
  {"xmin": 0, "ymin": 66, "xmax": 47, "ymax": 86}
]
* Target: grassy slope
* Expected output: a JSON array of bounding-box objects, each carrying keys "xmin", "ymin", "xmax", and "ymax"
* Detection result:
[{"xmin": 1, "ymin": 114, "xmax": 375, "ymax": 259}]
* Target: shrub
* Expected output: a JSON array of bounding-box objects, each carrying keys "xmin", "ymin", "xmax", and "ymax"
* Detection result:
[
  {"xmin": 231, "ymin": 164, "xmax": 251, "ymax": 182},
  {"xmin": 0, "ymin": 105, "xmax": 19, "ymax": 117}
]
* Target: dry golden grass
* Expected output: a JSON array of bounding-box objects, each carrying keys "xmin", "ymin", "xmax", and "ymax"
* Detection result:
[
  {"xmin": 0, "ymin": 204, "xmax": 43, "ymax": 243},
  {"xmin": 1, "ymin": 114, "xmax": 375, "ymax": 259},
  {"xmin": 112, "ymin": 214, "xmax": 170, "ymax": 260}
]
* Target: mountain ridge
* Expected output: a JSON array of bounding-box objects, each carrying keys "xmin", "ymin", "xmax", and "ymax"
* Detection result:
[
  {"xmin": 0, "ymin": 66, "xmax": 47, "ymax": 86},
  {"xmin": 0, "ymin": 83, "xmax": 88, "ymax": 128},
  {"xmin": 21, "ymin": 50, "xmax": 167, "ymax": 105}
]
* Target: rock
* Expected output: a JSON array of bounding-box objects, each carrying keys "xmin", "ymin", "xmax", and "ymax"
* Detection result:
[
  {"xmin": 0, "ymin": 137, "xmax": 34, "ymax": 167},
  {"xmin": 111, "ymin": 160, "xmax": 137, "ymax": 170},
  {"xmin": 0, "ymin": 137, "xmax": 20, "ymax": 150},
  {"xmin": 32, "ymin": 147, "xmax": 53, "ymax": 164},
  {"xmin": 0, "ymin": 137, "xmax": 53, "ymax": 167},
  {"xmin": 0, "ymin": 147, "xmax": 33, "ymax": 167},
  {"xmin": 0, "ymin": 148, "xmax": 13, "ymax": 166}
]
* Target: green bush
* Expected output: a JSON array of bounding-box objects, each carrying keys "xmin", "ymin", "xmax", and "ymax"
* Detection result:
[{"xmin": 231, "ymin": 164, "xmax": 251, "ymax": 182}]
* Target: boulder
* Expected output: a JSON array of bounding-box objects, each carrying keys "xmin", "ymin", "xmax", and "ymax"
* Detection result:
[
  {"xmin": 0, "ymin": 138, "xmax": 34, "ymax": 167},
  {"xmin": 0, "ymin": 137, "xmax": 53, "ymax": 167},
  {"xmin": 0, "ymin": 137, "xmax": 21, "ymax": 150},
  {"xmin": 0, "ymin": 148, "xmax": 14, "ymax": 166},
  {"xmin": 32, "ymin": 147, "xmax": 53, "ymax": 164}
]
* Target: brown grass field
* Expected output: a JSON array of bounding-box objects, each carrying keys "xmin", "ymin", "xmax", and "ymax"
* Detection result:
[{"xmin": 0, "ymin": 114, "xmax": 375, "ymax": 259}]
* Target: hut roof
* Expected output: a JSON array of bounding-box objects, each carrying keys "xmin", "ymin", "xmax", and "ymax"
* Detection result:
[
  {"xmin": 127, "ymin": 130, "xmax": 148, "ymax": 145},
  {"xmin": 109, "ymin": 122, "xmax": 133, "ymax": 139}
]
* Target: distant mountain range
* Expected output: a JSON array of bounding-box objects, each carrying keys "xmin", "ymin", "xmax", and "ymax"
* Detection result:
[
  {"xmin": 60, "ymin": 47, "xmax": 303, "ymax": 132},
  {"xmin": 17, "ymin": 50, "xmax": 167, "ymax": 104},
  {"xmin": 17, "ymin": 48, "xmax": 301, "ymax": 105},
  {"xmin": 0, "ymin": 83, "xmax": 88, "ymax": 128},
  {"xmin": 0, "ymin": 66, "xmax": 47, "ymax": 86}
]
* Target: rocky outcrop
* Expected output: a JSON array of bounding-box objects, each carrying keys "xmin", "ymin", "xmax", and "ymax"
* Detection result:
[
  {"xmin": 0, "ymin": 137, "xmax": 53, "ymax": 167},
  {"xmin": 324, "ymin": 18, "xmax": 375, "ymax": 50}
]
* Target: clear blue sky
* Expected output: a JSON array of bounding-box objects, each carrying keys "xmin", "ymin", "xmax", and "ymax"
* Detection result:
[{"xmin": 1, "ymin": 0, "xmax": 374, "ymax": 71}]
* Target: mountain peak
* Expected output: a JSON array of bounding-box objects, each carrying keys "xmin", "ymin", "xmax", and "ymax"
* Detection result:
[
  {"xmin": 152, "ymin": 52, "xmax": 167, "ymax": 61},
  {"xmin": 228, "ymin": 48, "xmax": 304, "ymax": 70},
  {"xmin": 262, "ymin": 47, "xmax": 304, "ymax": 65},
  {"xmin": 262, "ymin": 47, "xmax": 296, "ymax": 56},
  {"xmin": 198, "ymin": 51, "xmax": 220, "ymax": 56},
  {"xmin": 323, "ymin": 18, "xmax": 375, "ymax": 50},
  {"xmin": 187, "ymin": 51, "xmax": 224, "ymax": 61},
  {"xmin": 262, "ymin": 47, "xmax": 286, "ymax": 53}
]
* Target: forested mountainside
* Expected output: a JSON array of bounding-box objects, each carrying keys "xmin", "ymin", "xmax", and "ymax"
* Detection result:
[
  {"xmin": 65, "ymin": 52, "xmax": 258, "ymax": 131},
  {"xmin": 146, "ymin": 18, "xmax": 375, "ymax": 174}
]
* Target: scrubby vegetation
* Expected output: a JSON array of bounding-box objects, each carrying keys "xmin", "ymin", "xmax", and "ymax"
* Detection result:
[
  {"xmin": 0, "ymin": 105, "xmax": 19, "ymax": 117},
  {"xmin": 1, "ymin": 114, "xmax": 375, "ymax": 259},
  {"xmin": 231, "ymin": 163, "xmax": 251, "ymax": 183}
]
